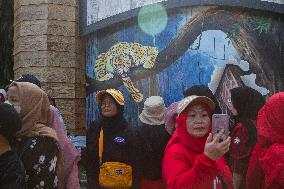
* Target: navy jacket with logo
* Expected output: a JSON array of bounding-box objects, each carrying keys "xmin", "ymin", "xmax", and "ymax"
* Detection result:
[{"xmin": 86, "ymin": 117, "xmax": 140, "ymax": 189}]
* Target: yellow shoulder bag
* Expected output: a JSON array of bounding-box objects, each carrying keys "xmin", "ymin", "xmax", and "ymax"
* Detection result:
[{"xmin": 98, "ymin": 129, "xmax": 132, "ymax": 189}]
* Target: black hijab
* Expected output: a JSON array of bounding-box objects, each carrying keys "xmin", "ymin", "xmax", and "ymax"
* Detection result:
[
  {"xmin": 0, "ymin": 103, "xmax": 22, "ymax": 145},
  {"xmin": 98, "ymin": 94, "xmax": 127, "ymax": 135},
  {"xmin": 230, "ymin": 86, "xmax": 265, "ymax": 147}
]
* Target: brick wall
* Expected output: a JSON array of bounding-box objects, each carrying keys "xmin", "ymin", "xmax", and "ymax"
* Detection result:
[{"xmin": 14, "ymin": 0, "xmax": 86, "ymax": 135}]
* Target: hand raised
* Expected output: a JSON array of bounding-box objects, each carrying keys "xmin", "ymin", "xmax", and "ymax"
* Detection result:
[{"xmin": 204, "ymin": 129, "xmax": 231, "ymax": 161}]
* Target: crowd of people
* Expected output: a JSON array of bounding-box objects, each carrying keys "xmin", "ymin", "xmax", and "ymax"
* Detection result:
[
  {"xmin": 0, "ymin": 75, "xmax": 283, "ymax": 189},
  {"xmin": 0, "ymin": 74, "xmax": 80, "ymax": 189}
]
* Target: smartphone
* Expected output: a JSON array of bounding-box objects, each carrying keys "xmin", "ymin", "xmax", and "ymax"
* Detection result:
[{"xmin": 212, "ymin": 114, "xmax": 230, "ymax": 141}]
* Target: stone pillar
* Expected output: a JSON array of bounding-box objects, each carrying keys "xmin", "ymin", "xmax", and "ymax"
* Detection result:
[{"xmin": 14, "ymin": 0, "xmax": 86, "ymax": 135}]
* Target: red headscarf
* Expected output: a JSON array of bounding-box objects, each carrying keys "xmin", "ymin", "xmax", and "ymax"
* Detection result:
[
  {"xmin": 246, "ymin": 92, "xmax": 284, "ymax": 189},
  {"xmin": 165, "ymin": 103, "xmax": 212, "ymax": 153},
  {"xmin": 257, "ymin": 92, "xmax": 284, "ymax": 147}
]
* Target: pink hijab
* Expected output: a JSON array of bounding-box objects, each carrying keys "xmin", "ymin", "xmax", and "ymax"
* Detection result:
[
  {"xmin": 164, "ymin": 102, "xmax": 179, "ymax": 135},
  {"xmin": 50, "ymin": 106, "xmax": 81, "ymax": 189}
]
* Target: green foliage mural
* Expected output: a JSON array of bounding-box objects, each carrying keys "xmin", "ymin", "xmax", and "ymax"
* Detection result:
[
  {"xmin": 227, "ymin": 15, "xmax": 271, "ymax": 44},
  {"xmin": 254, "ymin": 16, "xmax": 270, "ymax": 35},
  {"xmin": 0, "ymin": 0, "xmax": 14, "ymax": 89}
]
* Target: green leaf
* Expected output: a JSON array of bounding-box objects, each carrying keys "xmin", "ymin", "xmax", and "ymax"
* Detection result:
[{"xmin": 253, "ymin": 16, "xmax": 270, "ymax": 35}]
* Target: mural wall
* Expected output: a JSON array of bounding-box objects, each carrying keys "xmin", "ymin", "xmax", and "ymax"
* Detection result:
[
  {"xmin": 85, "ymin": 4, "xmax": 283, "ymax": 128},
  {"xmin": 87, "ymin": 0, "xmax": 167, "ymax": 25}
]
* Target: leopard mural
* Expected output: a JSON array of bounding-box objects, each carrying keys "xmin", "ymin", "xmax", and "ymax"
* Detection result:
[{"xmin": 94, "ymin": 42, "xmax": 158, "ymax": 102}]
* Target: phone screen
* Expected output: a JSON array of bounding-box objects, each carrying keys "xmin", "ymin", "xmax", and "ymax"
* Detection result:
[{"xmin": 212, "ymin": 114, "xmax": 230, "ymax": 140}]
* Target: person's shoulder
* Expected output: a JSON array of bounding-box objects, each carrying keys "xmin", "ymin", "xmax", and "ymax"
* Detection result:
[
  {"xmin": 263, "ymin": 144, "xmax": 284, "ymax": 158},
  {"xmin": 90, "ymin": 119, "xmax": 101, "ymax": 126},
  {"xmin": 164, "ymin": 143, "xmax": 192, "ymax": 163},
  {"xmin": 88, "ymin": 120, "xmax": 101, "ymax": 131},
  {"xmin": 36, "ymin": 136, "xmax": 58, "ymax": 148},
  {"xmin": 123, "ymin": 126, "xmax": 137, "ymax": 137},
  {"xmin": 166, "ymin": 143, "xmax": 188, "ymax": 155},
  {"xmin": 232, "ymin": 122, "xmax": 248, "ymax": 134},
  {"xmin": 18, "ymin": 136, "xmax": 59, "ymax": 155},
  {"xmin": 234, "ymin": 122, "xmax": 245, "ymax": 129},
  {"xmin": 0, "ymin": 150, "xmax": 18, "ymax": 160}
]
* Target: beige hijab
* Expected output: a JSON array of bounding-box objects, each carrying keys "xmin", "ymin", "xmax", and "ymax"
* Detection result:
[
  {"xmin": 10, "ymin": 82, "xmax": 58, "ymax": 140},
  {"xmin": 10, "ymin": 82, "xmax": 63, "ymax": 171}
]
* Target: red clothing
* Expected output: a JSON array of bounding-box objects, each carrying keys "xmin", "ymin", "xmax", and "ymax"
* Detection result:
[
  {"xmin": 246, "ymin": 92, "xmax": 284, "ymax": 189},
  {"xmin": 162, "ymin": 109, "xmax": 233, "ymax": 189},
  {"xmin": 140, "ymin": 178, "xmax": 166, "ymax": 189},
  {"xmin": 246, "ymin": 144, "xmax": 284, "ymax": 189},
  {"xmin": 229, "ymin": 122, "xmax": 255, "ymax": 174}
]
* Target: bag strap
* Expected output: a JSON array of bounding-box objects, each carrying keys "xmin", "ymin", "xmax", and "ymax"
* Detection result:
[{"xmin": 99, "ymin": 128, "xmax": 103, "ymax": 164}]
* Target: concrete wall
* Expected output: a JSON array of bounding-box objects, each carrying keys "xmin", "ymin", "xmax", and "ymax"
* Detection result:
[{"xmin": 14, "ymin": 0, "xmax": 85, "ymax": 135}]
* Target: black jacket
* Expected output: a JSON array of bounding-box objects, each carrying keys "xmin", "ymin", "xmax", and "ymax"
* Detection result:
[
  {"xmin": 0, "ymin": 150, "xmax": 26, "ymax": 189},
  {"xmin": 139, "ymin": 123, "xmax": 170, "ymax": 180},
  {"xmin": 87, "ymin": 117, "xmax": 140, "ymax": 189}
]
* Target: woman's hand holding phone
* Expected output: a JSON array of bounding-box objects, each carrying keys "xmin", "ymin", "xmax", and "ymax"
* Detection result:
[{"xmin": 204, "ymin": 129, "xmax": 231, "ymax": 161}]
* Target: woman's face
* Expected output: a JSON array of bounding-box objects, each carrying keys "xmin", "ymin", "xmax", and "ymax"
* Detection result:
[
  {"xmin": 101, "ymin": 95, "xmax": 118, "ymax": 117},
  {"xmin": 186, "ymin": 104, "xmax": 210, "ymax": 138},
  {"xmin": 7, "ymin": 86, "xmax": 21, "ymax": 114}
]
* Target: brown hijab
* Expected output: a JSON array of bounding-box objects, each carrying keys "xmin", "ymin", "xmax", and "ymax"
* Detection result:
[
  {"xmin": 10, "ymin": 82, "xmax": 58, "ymax": 140},
  {"xmin": 10, "ymin": 82, "xmax": 63, "ymax": 171}
]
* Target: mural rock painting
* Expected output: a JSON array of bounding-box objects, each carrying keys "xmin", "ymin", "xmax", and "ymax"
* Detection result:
[
  {"xmin": 86, "ymin": 5, "xmax": 283, "ymax": 128},
  {"xmin": 94, "ymin": 42, "xmax": 158, "ymax": 102}
]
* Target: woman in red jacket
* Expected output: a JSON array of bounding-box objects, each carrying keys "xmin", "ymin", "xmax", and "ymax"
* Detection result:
[
  {"xmin": 162, "ymin": 95, "xmax": 233, "ymax": 189},
  {"xmin": 246, "ymin": 92, "xmax": 284, "ymax": 189},
  {"xmin": 227, "ymin": 86, "xmax": 265, "ymax": 189}
]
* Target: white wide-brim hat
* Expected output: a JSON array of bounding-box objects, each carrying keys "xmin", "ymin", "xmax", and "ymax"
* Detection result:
[
  {"xmin": 177, "ymin": 95, "xmax": 215, "ymax": 114},
  {"xmin": 139, "ymin": 96, "xmax": 166, "ymax": 125}
]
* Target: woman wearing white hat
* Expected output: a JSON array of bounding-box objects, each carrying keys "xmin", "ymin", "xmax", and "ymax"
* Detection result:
[
  {"xmin": 86, "ymin": 89, "xmax": 140, "ymax": 189},
  {"xmin": 138, "ymin": 96, "xmax": 170, "ymax": 189}
]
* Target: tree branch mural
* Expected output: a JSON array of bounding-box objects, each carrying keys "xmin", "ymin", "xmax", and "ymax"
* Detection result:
[{"xmin": 86, "ymin": 7, "xmax": 283, "ymax": 95}]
